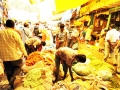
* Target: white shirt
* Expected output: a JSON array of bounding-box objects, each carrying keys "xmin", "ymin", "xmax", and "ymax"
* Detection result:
[
  {"xmin": 21, "ymin": 27, "xmax": 31, "ymax": 43},
  {"xmin": 105, "ymin": 29, "xmax": 120, "ymax": 42},
  {"xmin": 71, "ymin": 29, "xmax": 79, "ymax": 37}
]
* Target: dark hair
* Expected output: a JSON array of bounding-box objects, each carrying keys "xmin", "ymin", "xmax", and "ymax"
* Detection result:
[
  {"xmin": 36, "ymin": 23, "xmax": 39, "ymax": 25},
  {"xmin": 6, "ymin": 19, "xmax": 15, "ymax": 28},
  {"xmin": 110, "ymin": 24, "xmax": 116, "ymax": 29},
  {"xmin": 75, "ymin": 54, "xmax": 86, "ymax": 63},
  {"xmin": 76, "ymin": 26, "xmax": 80, "ymax": 28},
  {"xmin": 41, "ymin": 41, "xmax": 46, "ymax": 46},
  {"xmin": 28, "ymin": 22, "xmax": 31, "ymax": 24},
  {"xmin": 24, "ymin": 23, "xmax": 29, "ymax": 27},
  {"xmin": 70, "ymin": 17, "xmax": 74, "ymax": 21},
  {"xmin": 60, "ymin": 24, "xmax": 65, "ymax": 28}
]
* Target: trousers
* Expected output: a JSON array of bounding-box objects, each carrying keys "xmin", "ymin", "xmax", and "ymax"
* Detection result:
[
  {"xmin": 104, "ymin": 42, "xmax": 117, "ymax": 64},
  {"xmin": 3, "ymin": 59, "xmax": 23, "ymax": 88}
]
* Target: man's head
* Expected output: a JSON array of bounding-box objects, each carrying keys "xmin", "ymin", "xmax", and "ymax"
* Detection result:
[
  {"xmin": 35, "ymin": 23, "xmax": 39, "ymax": 26},
  {"xmin": 36, "ymin": 41, "xmax": 46, "ymax": 51},
  {"xmin": 59, "ymin": 23, "xmax": 65, "ymax": 31},
  {"xmin": 70, "ymin": 17, "xmax": 74, "ymax": 23},
  {"xmin": 6, "ymin": 19, "xmax": 15, "ymax": 28},
  {"xmin": 76, "ymin": 25, "xmax": 80, "ymax": 29},
  {"xmin": 75, "ymin": 54, "xmax": 86, "ymax": 63},
  {"xmin": 24, "ymin": 22, "xmax": 29, "ymax": 27},
  {"xmin": 41, "ymin": 41, "xmax": 46, "ymax": 46},
  {"xmin": 109, "ymin": 24, "xmax": 116, "ymax": 29}
]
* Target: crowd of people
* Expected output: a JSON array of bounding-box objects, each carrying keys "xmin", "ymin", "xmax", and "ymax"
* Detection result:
[
  {"xmin": 1, "ymin": 17, "xmax": 120, "ymax": 89},
  {"xmin": 0, "ymin": 18, "xmax": 88, "ymax": 89},
  {"xmin": 0, "ymin": 19, "xmax": 48, "ymax": 89}
]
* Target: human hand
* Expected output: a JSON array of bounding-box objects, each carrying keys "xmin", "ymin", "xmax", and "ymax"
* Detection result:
[{"xmin": 52, "ymin": 79, "xmax": 58, "ymax": 84}]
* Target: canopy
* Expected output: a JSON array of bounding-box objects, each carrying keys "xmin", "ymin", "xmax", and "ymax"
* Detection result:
[
  {"xmin": 95, "ymin": 11, "xmax": 109, "ymax": 17},
  {"xmin": 55, "ymin": 0, "xmax": 89, "ymax": 13},
  {"xmin": 80, "ymin": 0, "xmax": 120, "ymax": 16}
]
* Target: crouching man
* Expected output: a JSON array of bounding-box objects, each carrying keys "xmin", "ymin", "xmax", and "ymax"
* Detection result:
[
  {"xmin": 53, "ymin": 47, "xmax": 86, "ymax": 83},
  {"xmin": 25, "ymin": 37, "xmax": 46, "ymax": 55}
]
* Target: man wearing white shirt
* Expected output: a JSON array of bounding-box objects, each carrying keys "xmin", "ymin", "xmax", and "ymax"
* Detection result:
[
  {"xmin": 21, "ymin": 22, "xmax": 32, "ymax": 43},
  {"xmin": 104, "ymin": 24, "xmax": 120, "ymax": 65}
]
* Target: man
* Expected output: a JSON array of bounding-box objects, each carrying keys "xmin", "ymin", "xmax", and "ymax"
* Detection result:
[
  {"xmin": 69, "ymin": 25, "xmax": 80, "ymax": 50},
  {"xmin": 25, "ymin": 37, "xmax": 46, "ymax": 55},
  {"xmin": 53, "ymin": 47, "xmax": 86, "ymax": 83},
  {"xmin": 85, "ymin": 25, "xmax": 93, "ymax": 43},
  {"xmin": 21, "ymin": 22, "xmax": 32, "ymax": 43},
  {"xmin": 98, "ymin": 26, "xmax": 107, "ymax": 52},
  {"xmin": 104, "ymin": 24, "xmax": 120, "ymax": 65},
  {"xmin": 0, "ymin": 19, "xmax": 28, "ymax": 89},
  {"xmin": 33, "ymin": 23, "xmax": 40, "ymax": 36},
  {"xmin": 56, "ymin": 23, "xmax": 68, "ymax": 49}
]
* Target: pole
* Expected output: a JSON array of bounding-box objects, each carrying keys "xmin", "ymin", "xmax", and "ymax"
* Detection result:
[{"xmin": 106, "ymin": 13, "xmax": 111, "ymax": 30}]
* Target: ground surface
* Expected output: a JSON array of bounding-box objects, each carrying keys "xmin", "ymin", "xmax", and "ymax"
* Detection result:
[{"xmin": 79, "ymin": 43, "xmax": 112, "ymax": 64}]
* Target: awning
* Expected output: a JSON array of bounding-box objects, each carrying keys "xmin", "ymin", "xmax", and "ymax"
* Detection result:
[
  {"xmin": 79, "ymin": 15, "xmax": 91, "ymax": 22},
  {"xmin": 55, "ymin": 0, "xmax": 89, "ymax": 13},
  {"xmin": 95, "ymin": 11, "xmax": 109, "ymax": 17},
  {"xmin": 109, "ymin": 6, "xmax": 120, "ymax": 13},
  {"xmin": 80, "ymin": 0, "xmax": 120, "ymax": 16}
]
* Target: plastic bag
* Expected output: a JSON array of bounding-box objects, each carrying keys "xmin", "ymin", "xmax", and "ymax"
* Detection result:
[{"xmin": 72, "ymin": 63, "xmax": 92, "ymax": 76}]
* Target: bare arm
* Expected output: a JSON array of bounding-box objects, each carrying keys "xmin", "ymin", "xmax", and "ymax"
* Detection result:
[
  {"xmin": 115, "ymin": 40, "xmax": 120, "ymax": 49},
  {"xmin": 107, "ymin": 40, "xmax": 112, "ymax": 47},
  {"xmin": 65, "ymin": 32, "xmax": 68, "ymax": 46},
  {"xmin": 56, "ymin": 34, "xmax": 59, "ymax": 49}
]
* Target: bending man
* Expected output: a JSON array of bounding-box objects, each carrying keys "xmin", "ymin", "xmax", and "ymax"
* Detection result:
[
  {"xmin": 25, "ymin": 37, "xmax": 46, "ymax": 55},
  {"xmin": 53, "ymin": 47, "xmax": 86, "ymax": 83}
]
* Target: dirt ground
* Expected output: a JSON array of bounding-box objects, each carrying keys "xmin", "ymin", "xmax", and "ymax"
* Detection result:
[{"xmin": 79, "ymin": 43, "xmax": 112, "ymax": 65}]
